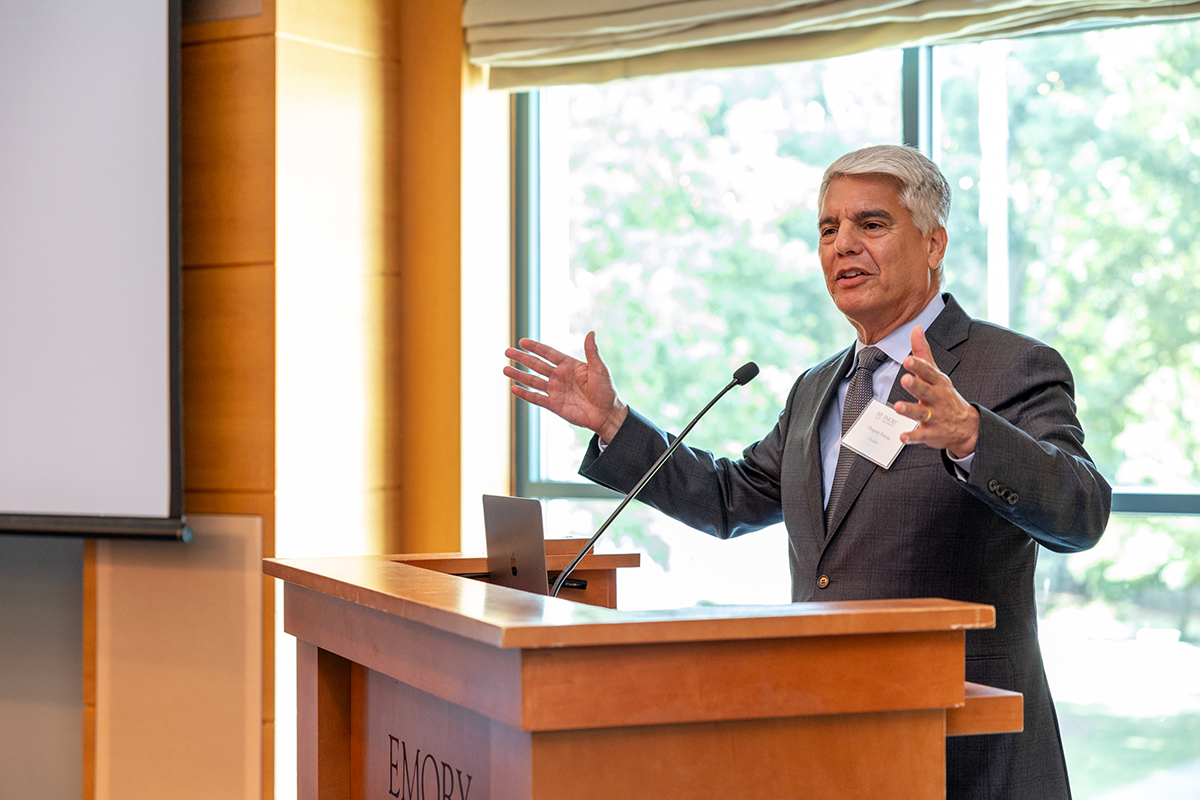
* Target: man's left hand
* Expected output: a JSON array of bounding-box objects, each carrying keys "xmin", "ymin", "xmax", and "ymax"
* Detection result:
[{"xmin": 894, "ymin": 326, "xmax": 980, "ymax": 459}]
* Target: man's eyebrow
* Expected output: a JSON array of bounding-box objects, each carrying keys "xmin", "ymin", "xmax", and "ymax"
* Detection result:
[
  {"xmin": 850, "ymin": 208, "xmax": 895, "ymax": 223},
  {"xmin": 818, "ymin": 208, "xmax": 897, "ymax": 230}
]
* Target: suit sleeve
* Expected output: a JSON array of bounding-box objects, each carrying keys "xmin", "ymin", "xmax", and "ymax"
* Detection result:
[
  {"xmin": 579, "ymin": 385, "xmax": 797, "ymax": 540},
  {"xmin": 944, "ymin": 343, "xmax": 1111, "ymax": 553}
]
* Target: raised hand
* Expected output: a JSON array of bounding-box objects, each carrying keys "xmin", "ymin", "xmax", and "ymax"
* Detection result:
[
  {"xmin": 894, "ymin": 325, "xmax": 980, "ymax": 459},
  {"xmin": 504, "ymin": 332, "xmax": 629, "ymax": 443}
]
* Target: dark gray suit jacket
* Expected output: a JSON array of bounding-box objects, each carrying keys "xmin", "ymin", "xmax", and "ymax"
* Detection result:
[{"xmin": 580, "ymin": 294, "xmax": 1111, "ymax": 800}]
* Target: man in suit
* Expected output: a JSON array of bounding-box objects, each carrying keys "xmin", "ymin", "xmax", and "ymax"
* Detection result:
[{"xmin": 505, "ymin": 145, "xmax": 1111, "ymax": 799}]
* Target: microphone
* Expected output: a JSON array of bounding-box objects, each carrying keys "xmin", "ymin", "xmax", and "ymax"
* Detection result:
[{"xmin": 549, "ymin": 361, "xmax": 760, "ymax": 597}]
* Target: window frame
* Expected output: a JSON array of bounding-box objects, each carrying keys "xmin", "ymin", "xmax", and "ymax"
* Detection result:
[{"xmin": 511, "ymin": 47, "xmax": 1200, "ymax": 516}]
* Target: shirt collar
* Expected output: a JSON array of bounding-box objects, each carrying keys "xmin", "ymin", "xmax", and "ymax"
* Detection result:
[{"xmin": 849, "ymin": 292, "xmax": 946, "ymax": 371}]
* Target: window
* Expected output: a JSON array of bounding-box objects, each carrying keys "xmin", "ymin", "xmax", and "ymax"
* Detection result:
[
  {"xmin": 515, "ymin": 20, "xmax": 1200, "ymax": 797},
  {"xmin": 933, "ymin": 26, "xmax": 1200, "ymax": 498}
]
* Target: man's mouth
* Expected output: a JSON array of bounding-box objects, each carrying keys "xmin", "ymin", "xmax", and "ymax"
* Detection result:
[{"xmin": 837, "ymin": 269, "xmax": 870, "ymax": 281}]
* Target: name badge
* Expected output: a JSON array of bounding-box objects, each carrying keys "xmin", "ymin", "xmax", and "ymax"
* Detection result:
[{"xmin": 841, "ymin": 397, "xmax": 919, "ymax": 469}]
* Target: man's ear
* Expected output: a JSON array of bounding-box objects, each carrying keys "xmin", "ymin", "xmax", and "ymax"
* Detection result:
[{"xmin": 927, "ymin": 226, "xmax": 948, "ymax": 269}]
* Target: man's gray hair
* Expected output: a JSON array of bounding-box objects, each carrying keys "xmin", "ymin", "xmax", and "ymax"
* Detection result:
[{"xmin": 818, "ymin": 145, "xmax": 952, "ymax": 237}]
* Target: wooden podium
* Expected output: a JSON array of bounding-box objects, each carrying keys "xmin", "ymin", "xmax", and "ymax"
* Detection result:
[{"xmin": 265, "ymin": 542, "xmax": 1021, "ymax": 800}]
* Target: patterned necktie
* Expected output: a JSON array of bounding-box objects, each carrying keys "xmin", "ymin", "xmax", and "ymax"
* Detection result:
[{"xmin": 825, "ymin": 346, "xmax": 888, "ymax": 529}]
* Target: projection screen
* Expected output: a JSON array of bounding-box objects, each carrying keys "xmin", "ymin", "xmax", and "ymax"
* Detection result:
[{"xmin": 0, "ymin": 0, "xmax": 185, "ymax": 539}]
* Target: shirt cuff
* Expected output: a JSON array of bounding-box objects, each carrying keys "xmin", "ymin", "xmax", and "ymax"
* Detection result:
[{"xmin": 948, "ymin": 450, "xmax": 975, "ymax": 480}]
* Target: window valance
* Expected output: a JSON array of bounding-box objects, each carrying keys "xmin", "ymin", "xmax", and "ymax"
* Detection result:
[{"xmin": 463, "ymin": 0, "xmax": 1200, "ymax": 89}]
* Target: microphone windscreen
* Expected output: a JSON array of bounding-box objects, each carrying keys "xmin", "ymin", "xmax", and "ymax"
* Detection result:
[{"xmin": 733, "ymin": 361, "xmax": 760, "ymax": 385}]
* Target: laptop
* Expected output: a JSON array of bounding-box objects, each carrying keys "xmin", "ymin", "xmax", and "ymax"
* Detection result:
[{"xmin": 482, "ymin": 494, "xmax": 549, "ymax": 595}]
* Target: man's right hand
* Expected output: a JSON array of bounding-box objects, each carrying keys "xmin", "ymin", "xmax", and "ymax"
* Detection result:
[{"xmin": 504, "ymin": 332, "xmax": 629, "ymax": 443}]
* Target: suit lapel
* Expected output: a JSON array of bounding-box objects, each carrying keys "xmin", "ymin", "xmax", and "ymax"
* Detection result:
[
  {"xmin": 804, "ymin": 347, "xmax": 855, "ymax": 543},
  {"xmin": 889, "ymin": 294, "xmax": 967, "ymax": 405},
  {"xmin": 825, "ymin": 445, "xmax": 875, "ymax": 542},
  {"xmin": 825, "ymin": 294, "xmax": 971, "ymax": 542}
]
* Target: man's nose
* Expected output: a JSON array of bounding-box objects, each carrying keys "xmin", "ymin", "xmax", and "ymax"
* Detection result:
[{"xmin": 834, "ymin": 225, "xmax": 861, "ymax": 255}]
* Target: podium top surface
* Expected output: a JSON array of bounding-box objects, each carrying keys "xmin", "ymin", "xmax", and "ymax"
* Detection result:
[{"xmin": 265, "ymin": 553, "xmax": 994, "ymax": 650}]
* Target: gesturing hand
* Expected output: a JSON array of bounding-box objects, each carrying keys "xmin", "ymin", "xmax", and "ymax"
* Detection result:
[
  {"xmin": 504, "ymin": 332, "xmax": 629, "ymax": 443},
  {"xmin": 894, "ymin": 325, "xmax": 980, "ymax": 459}
]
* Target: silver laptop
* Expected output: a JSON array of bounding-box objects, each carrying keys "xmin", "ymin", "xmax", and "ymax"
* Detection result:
[{"xmin": 482, "ymin": 495, "xmax": 549, "ymax": 595}]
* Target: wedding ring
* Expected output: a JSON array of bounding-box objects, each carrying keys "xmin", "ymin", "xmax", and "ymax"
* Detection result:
[{"xmin": 924, "ymin": 407, "xmax": 933, "ymax": 423}]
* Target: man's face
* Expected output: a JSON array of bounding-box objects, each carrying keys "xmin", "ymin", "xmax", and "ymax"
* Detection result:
[{"xmin": 817, "ymin": 175, "xmax": 946, "ymax": 343}]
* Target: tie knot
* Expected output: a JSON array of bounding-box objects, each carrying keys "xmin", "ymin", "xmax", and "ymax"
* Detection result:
[{"xmin": 855, "ymin": 346, "xmax": 888, "ymax": 374}]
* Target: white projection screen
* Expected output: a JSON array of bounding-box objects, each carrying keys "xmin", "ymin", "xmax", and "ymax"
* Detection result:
[{"xmin": 0, "ymin": 0, "xmax": 185, "ymax": 539}]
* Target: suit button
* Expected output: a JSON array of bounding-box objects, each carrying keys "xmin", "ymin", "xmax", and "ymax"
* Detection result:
[{"xmin": 817, "ymin": 575, "xmax": 830, "ymax": 589}]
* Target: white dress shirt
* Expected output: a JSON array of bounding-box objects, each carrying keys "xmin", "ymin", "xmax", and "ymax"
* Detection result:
[{"xmin": 818, "ymin": 294, "xmax": 972, "ymax": 508}]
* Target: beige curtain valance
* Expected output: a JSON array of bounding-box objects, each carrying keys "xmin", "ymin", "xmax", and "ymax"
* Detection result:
[{"xmin": 462, "ymin": 0, "xmax": 1200, "ymax": 89}]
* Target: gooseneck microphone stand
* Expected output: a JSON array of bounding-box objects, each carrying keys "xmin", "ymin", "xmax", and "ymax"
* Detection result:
[{"xmin": 549, "ymin": 362, "xmax": 759, "ymax": 598}]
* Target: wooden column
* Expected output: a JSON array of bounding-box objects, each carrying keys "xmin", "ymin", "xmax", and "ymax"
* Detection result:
[
  {"xmin": 181, "ymin": 6, "xmax": 278, "ymax": 796},
  {"xmin": 174, "ymin": 0, "xmax": 469, "ymax": 796}
]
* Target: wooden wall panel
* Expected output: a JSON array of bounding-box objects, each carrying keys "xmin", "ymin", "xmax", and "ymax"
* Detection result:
[
  {"xmin": 273, "ymin": 31, "xmax": 391, "ymax": 559},
  {"xmin": 185, "ymin": 491, "xmax": 276, "ymax": 800},
  {"xmin": 186, "ymin": 492, "xmax": 277, "ymax": 701},
  {"xmin": 181, "ymin": 36, "xmax": 276, "ymax": 267},
  {"xmin": 182, "ymin": 264, "xmax": 276, "ymax": 492},
  {"xmin": 389, "ymin": 0, "xmax": 464, "ymax": 554},
  {"xmin": 83, "ymin": 541, "xmax": 96, "ymax": 800},
  {"xmin": 458, "ymin": 65, "xmax": 513, "ymax": 549},
  {"xmin": 277, "ymin": 0, "xmax": 399, "ymax": 59},
  {"xmin": 263, "ymin": 719, "xmax": 276, "ymax": 800},
  {"xmin": 364, "ymin": 273, "xmax": 393, "ymax": 495},
  {"xmin": 181, "ymin": 8, "xmax": 280, "ymax": 797},
  {"xmin": 93, "ymin": 516, "xmax": 263, "ymax": 800},
  {"xmin": 181, "ymin": 0, "xmax": 277, "ymax": 46}
]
